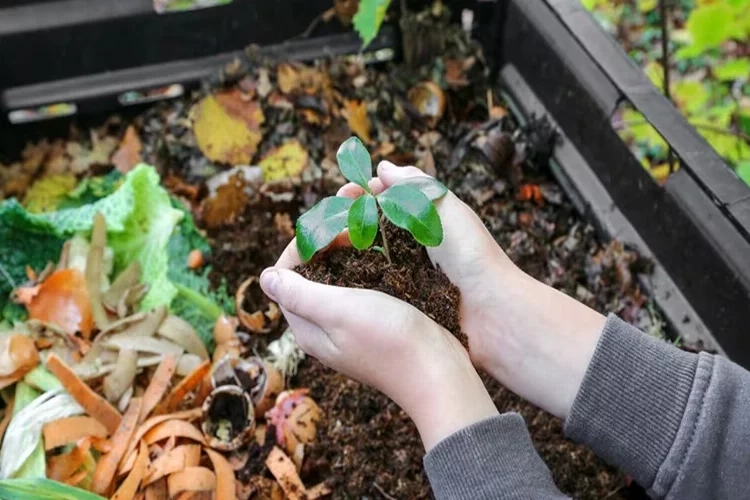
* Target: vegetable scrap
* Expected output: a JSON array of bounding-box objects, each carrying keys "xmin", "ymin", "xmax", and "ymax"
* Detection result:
[
  {"xmin": 0, "ymin": 1, "xmax": 681, "ymax": 497},
  {"xmin": 0, "ymin": 164, "xmax": 323, "ymax": 497}
]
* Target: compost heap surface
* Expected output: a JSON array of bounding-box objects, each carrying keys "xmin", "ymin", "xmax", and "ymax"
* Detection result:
[{"xmin": 0, "ymin": 17, "xmax": 684, "ymax": 500}]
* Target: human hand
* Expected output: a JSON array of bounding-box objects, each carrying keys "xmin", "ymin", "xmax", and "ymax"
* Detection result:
[
  {"xmin": 337, "ymin": 162, "xmax": 607, "ymax": 420},
  {"xmin": 260, "ymin": 258, "xmax": 498, "ymax": 451}
]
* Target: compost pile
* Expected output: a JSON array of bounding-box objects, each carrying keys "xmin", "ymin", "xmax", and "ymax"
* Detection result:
[{"xmin": 0, "ymin": 8, "xmax": 669, "ymax": 500}]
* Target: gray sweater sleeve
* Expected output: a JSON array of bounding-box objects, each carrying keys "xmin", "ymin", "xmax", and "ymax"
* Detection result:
[
  {"xmin": 424, "ymin": 314, "xmax": 750, "ymax": 500},
  {"xmin": 565, "ymin": 314, "xmax": 750, "ymax": 499}
]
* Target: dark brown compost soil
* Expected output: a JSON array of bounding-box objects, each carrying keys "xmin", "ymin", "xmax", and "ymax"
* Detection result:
[{"xmin": 295, "ymin": 223, "xmax": 465, "ymax": 346}]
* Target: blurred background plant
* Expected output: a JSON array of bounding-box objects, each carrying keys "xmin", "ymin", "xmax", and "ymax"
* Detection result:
[{"xmin": 582, "ymin": 0, "xmax": 750, "ymax": 185}]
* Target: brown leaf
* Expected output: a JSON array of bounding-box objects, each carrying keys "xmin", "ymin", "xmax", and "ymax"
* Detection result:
[
  {"xmin": 417, "ymin": 147, "xmax": 437, "ymax": 177},
  {"xmin": 344, "ymin": 100, "xmax": 372, "ymax": 143},
  {"xmin": 111, "ymin": 126, "xmax": 143, "ymax": 174},
  {"xmin": 277, "ymin": 64, "xmax": 299, "ymax": 95},
  {"xmin": 444, "ymin": 58, "xmax": 470, "ymax": 87},
  {"xmin": 274, "ymin": 213, "xmax": 295, "ymax": 238},
  {"xmin": 192, "ymin": 89, "xmax": 265, "ymax": 165},
  {"xmin": 200, "ymin": 173, "xmax": 250, "ymax": 229}
]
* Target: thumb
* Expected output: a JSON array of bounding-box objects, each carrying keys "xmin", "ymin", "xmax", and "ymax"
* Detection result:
[
  {"xmin": 259, "ymin": 267, "xmax": 343, "ymax": 328},
  {"xmin": 377, "ymin": 161, "xmax": 428, "ymax": 187}
]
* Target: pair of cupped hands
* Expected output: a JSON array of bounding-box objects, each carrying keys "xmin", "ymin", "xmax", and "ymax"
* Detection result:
[{"xmin": 260, "ymin": 162, "xmax": 607, "ymax": 450}]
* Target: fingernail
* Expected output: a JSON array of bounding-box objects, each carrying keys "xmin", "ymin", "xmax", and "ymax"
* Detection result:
[
  {"xmin": 260, "ymin": 268, "xmax": 279, "ymax": 300},
  {"xmin": 379, "ymin": 160, "xmax": 395, "ymax": 171}
]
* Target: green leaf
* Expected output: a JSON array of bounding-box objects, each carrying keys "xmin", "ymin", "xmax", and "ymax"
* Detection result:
[
  {"xmin": 0, "ymin": 200, "xmax": 65, "ymax": 321},
  {"xmin": 353, "ymin": 0, "xmax": 392, "ymax": 47},
  {"xmin": 392, "ymin": 177, "xmax": 449, "ymax": 201},
  {"xmin": 377, "ymin": 185, "xmax": 443, "ymax": 247},
  {"xmin": 737, "ymin": 161, "xmax": 750, "ymax": 186},
  {"xmin": 347, "ymin": 194, "xmax": 378, "ymax": 250},
  {"xmin": 636, "ymin": 0, "xmax": 657, "ymax": 13},
  {"xmin": 686, "ymin": 4, "xmax": 734, "ymax": 50},
  {"xmin": 713, "ymin": 58, "xmax": 750, "ymax": 81},
  {"xmin": 673, "ymin": 81, "xmax": 710, "ymax": 114},
  {"xmin": 296, "ymin": 196, "xmax": 355, "ymax": 262},
  {"xmin": 337, "ymin": 137, "xmax": 373, "ymax": 190},
  {"xmin": 108, "ymin": 166, "xmax": 184, "ymax": 312},
  {"xmin": 644, "ymin": 61, "xmax": 664, "ymax": 90},
  {"xmin": 0, "ymin": 478, "xmax": 105, "ymax": 499}
]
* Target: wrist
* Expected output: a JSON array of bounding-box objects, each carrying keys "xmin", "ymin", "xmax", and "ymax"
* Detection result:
[
  {"xmin": 405, "ymin": 338, "xmax": 499, "ymax": 452},
  {"xmin": 472, "ymin": 271, "xmax": 605, "ymax": 419}
]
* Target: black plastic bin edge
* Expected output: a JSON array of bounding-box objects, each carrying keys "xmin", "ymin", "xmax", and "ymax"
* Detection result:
[
  {"xmin": 495, "ymin": 0, "xmax": 750, "ymax": 367},
  {"xmin": 1, "ymin": 0, "xmax": 748, "ymax": 367}
]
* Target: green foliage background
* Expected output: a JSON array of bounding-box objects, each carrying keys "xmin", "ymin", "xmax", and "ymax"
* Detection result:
[{"xmin": 583, "ymin": 0, "xmax": 750, "ymax": 185}]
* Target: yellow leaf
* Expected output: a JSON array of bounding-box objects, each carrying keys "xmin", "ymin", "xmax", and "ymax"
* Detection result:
[
  {"xmin": 344, "ymin": 100, "xmax": 373, "ymax": 143},
  {"xmin": 277, "ymin": 64, "xmax": 299, "ymax": 95},
  {"xmin": 637, "ymin": 0, "xmax": 657, "ymax": 13},
  {"xmin": 192, "ymin": 89, "xmax": 265, "ymax": 165},
  {"xmin": 22, "ymin": 173, "xmax": 77, "ymax": 213},
  {"xmin": 650, "ymin": 163, "xmax": 674, "ymax": 184},
  {"xmin": 644, "ymin": 61, "xmax": 665, "ymax": 91},
  {"xmin": 258, "ymin": 140, "xmax": 309, "ymax": 182}
]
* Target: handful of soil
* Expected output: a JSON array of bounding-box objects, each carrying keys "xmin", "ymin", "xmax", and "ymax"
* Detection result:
[{"xmin": 295, "ymin": 222, "xmax": 466, "ymax": 346}]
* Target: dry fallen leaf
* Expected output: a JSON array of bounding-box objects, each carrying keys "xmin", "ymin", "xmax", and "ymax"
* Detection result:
[
  {"xmin": 200, "ymin": 173, "xmax": 250, "ymax": 229},
  {"xmin": 277, "ymin": 64, "xmax": 299, "ymax": 95},
  {"xmin": 444, "ymin": 58, "xmax": 472, "ymax": 87},
  {"xmin": 21, "ymin": 173, "xmax": 77, "ymax": 213},
  {"xmin": 192, "ymin": 89, "xmax": 265, "ymax": 165},
  {"xmin": 274, "ymin": 213, "xmax": 295, "ymax": 238},
  {"xmin": 343, "ymin": 100, "xmax": 372, "ymax": 144},
  {"xmin": 112, "ymin": 126, "xmax": 143, "ymax": 174},
  {"xmin": 67, "ymin": 132, "xmax": 118, "ymax": 174},
  {"xmin": 257, "ymin": 68, "xmax": 273, "ymax": 98},
  {"xmin": 258, "ymin": 140, "xmax": 309, "ymax": 182}
]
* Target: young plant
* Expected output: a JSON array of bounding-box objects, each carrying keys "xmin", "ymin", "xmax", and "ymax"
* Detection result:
[{"xmin": 296, "ymin": 137, "xmax": 448, "ymax": 263}]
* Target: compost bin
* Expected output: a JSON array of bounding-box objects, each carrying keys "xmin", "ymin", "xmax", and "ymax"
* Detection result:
[{"xmin": 0, "ymin": 0, "xmax": 748, "ymax": 498}]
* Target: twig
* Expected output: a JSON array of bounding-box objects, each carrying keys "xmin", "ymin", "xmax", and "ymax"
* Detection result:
[
  {"xmin": 289, "ymin": 7, "xmax": 336, "ymax": 41},
  {"xmin": 659, "ymin": 0, "xmax": 676, "ymax": 172},
  {"xmin": 373, "ymin": 483, "xmax": 398, "ymax": 500}
]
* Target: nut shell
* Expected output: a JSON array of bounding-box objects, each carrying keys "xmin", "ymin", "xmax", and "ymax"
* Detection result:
[
  {"xmin": 201, "ymin": 384, "xmax": 255, "ymax": 452},
  {"xmin": 236, "ymin": 276, "xmax": 282, "ymax": 334}
]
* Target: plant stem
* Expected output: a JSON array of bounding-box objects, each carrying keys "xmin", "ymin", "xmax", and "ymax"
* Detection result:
[
  {"xmin": 378, "ymin": 215, "xmax": 392, "ymax": 265},
  {"xmin": 174, "ymin": 283, "xmax": 223, "ymax": 320}
]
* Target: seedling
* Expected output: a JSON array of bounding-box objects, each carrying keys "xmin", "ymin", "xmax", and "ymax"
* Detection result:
[{"xmin": 296, "ymin": 137, "xmax": 448, "ymax": 263}]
